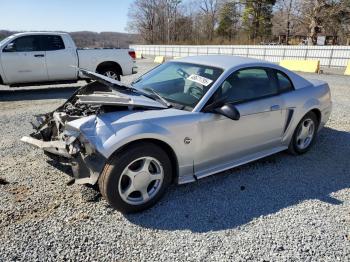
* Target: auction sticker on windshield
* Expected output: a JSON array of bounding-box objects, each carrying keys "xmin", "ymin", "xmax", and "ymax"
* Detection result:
[{"xmin": 187, "ymin": 74, "xmax": 213, "ymax": 86}]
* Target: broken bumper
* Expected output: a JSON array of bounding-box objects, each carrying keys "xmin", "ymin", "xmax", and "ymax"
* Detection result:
[
  {"xmin": 21, "ymin": 136, "xmax": 72, "ymax": 158},
  {"xmin": 21, "ymin": 135, "xmax": 106, "ymax": 185}
]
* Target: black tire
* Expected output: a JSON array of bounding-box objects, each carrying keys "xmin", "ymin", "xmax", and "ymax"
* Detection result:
[
  {"xmin": 98, "ymin": 66, "xmax": 121, "ymax": 81},
  {"xmin": 288, "ymin": 111, "xmax": 319, "ymax": 155},
  {"xmin": 98, "ymin": 142, "xmax": 172, "ymax": 213}
]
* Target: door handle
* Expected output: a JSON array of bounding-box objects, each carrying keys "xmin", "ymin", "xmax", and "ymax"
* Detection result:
[
  {"xmin": 270, "ymin": 105, "xmax": 280, "ymax": 111},
  {"xmin": 34, "ymin": 54, "xmax": 45, "ymax": 57}
]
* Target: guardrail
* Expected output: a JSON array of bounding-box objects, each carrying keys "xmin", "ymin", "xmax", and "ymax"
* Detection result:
[{"xmin": 130, "ymin": 44, "xmax": 350, "ymax": 68}]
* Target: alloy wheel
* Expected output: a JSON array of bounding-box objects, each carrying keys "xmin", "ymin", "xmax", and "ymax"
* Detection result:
[
  {"xmin": 104, "ymin": 71, "xmax": 119, "ymax": 80},
  {"xmin": 296, "ymin": 118, "xmax": 315, "ymax": 150},
  {"xmin": 118, "ymin": 157, "xmax": 164, "ymax": 205}
]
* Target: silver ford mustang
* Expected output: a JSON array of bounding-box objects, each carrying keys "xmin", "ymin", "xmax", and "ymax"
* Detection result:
[{"xmin": 22, "ymin": 55, "xmax": 332, "ymax": 212}]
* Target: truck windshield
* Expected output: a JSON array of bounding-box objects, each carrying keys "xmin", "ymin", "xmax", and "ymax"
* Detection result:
[{"xmin": 132, "ymin": 62, "xmax": 223, "ymax": 109}]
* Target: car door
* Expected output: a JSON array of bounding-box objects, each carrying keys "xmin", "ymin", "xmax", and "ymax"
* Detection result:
[
  {"xmin": 1, "ymin": 35, "xmax": 48, "ymax": 84},
  {"xmin": 42, "ymin": 35, "xmax": 78, "ymax": 81},
  {"xmin": 194, "ymin": 67, "xmax": 287, "ymax": 178}
]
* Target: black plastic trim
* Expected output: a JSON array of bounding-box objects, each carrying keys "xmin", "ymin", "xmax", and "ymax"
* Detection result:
[{"xmin": 284, "ymin": 109, "xmax": 294, "ymax": 133}]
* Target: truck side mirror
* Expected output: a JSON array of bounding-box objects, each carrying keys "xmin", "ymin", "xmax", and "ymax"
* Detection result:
[{"xmin": 3, "ymin": 43, "xmax": 15, "ymax": 52}]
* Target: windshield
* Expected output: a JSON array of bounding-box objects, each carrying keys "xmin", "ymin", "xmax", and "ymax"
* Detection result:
[{"xmin": 132, "ymin": 62, "xmax": 223, "ymax": 109}]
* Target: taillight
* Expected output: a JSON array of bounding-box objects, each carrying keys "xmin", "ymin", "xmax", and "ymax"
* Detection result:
[{"xmin": 128, "ymin": 50, "xmax": 136, "ymax": 60}]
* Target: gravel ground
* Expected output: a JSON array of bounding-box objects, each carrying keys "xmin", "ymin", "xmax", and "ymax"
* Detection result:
[{"xmin": 0, "ymin": 58, "xmax": 349, "ymax": 261}]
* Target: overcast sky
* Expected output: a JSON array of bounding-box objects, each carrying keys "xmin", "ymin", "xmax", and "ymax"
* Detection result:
[{"xmin": 0, "ymin": 0, "xmax": 134, "ymax": 32}]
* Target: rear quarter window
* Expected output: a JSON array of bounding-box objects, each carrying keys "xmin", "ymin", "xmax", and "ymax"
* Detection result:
[{"xmin": 277, "ymin": 72, "xmax": 294, "ymax": 93}]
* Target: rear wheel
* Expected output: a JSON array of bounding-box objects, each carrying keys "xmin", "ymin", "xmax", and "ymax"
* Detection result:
[
  {"xmin": 98, "ymin": 67, "xmax": 121, "ymax": 81},
  {"xmin": 98, "ymin": 142, "xmax": 172, "ymax": 213},
  {"xmin": 288, "ymin": 112, "xmax": 318, "ymax": 155}
]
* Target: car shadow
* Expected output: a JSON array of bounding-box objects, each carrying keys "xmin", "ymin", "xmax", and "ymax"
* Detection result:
[
  {"xmin": 0, "ymin": 86, "xmax": 80, "ymax": 102},
  {"xmin": 125, "ymin": 127, "xmax": 350, "ymax": 232}
]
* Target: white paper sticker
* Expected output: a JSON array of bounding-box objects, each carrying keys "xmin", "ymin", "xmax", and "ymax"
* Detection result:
[{"xmin": 187, "ymin": 74, "xmax": 213, "ymax": 86}]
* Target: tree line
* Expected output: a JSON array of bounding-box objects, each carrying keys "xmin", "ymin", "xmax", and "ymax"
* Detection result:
[{"xmin": 127, "ymin": 0, "xmax": 350, "ymax": 45}]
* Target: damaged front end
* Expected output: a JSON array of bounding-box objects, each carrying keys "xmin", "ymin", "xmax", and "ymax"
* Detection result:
[{"xmin": 21, "ymin": 70, "xmax": 166, "ymax": 185}]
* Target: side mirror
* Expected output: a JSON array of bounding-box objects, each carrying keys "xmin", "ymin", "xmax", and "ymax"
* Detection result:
[
  {"xmin": 214, "ymin": 103, "xmax": 240, "ymax": 120},
  {"xmin": 3, "ymin": 43, "xmax": 15, "ymax": 52}
]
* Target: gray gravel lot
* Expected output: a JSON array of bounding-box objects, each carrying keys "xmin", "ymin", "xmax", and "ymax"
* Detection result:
[{"xmin": 0, "ymin": 58, "xmax": 349, "ymax": 261}]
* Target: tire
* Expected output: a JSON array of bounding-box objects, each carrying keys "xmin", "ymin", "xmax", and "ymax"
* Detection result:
[
  {"xmin": 288, "ymin": 111, "xmax": 319, "ymax": 155},
  {"xmin": 98, "ymin": 142, "xmax": 172, "ymax": 213},
  {"xmin": 98, "ymin": 66, "xmax": 121, "ymax": 81}
]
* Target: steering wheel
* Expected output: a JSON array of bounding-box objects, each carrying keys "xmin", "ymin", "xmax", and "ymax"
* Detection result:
[{"xmin": 188, "ymin": 85, "xmax": 204, "ymax": 100}]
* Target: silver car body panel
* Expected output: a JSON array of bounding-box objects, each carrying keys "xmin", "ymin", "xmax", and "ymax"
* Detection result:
[{"xmin": 22, "ymin": 56, "xmax": 332, "ymax": 184}]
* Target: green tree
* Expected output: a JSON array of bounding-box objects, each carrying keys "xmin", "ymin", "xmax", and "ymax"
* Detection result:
[
  {"xmin": 217, "ymin": 1, "xmax": 239, "ymax": 40},
  {"xmin": 242, "ymin": 0, "xmax": 276, "ymax": 43}
]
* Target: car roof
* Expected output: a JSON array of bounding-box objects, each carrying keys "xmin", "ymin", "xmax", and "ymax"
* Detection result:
[{"xmin": 174, "ymin": 55, "xmax": 273, "ymax": 70}]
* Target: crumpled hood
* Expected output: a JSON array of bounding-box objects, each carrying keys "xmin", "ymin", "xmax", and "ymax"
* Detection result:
[{"xmin": 76, "ymin": 69, "xmax": 167, "ymax": 109}]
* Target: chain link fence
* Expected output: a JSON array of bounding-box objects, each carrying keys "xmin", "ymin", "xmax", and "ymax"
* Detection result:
[{"xmin": 130, "ymin": 45, "xmax": 350, "ymax": 68}]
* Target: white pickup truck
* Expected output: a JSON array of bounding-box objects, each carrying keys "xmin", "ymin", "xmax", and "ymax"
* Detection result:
[{"xmin": 0, "ymin": 32, "xmax": 137, "ymax": 86}]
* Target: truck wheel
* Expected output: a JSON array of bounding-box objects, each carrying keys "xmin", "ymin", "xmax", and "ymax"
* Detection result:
[
  {"xmin": 98, "ymin": 142, "xmax": 172, "ymax": 213},
  {"xmin": 288, "ymin": 112, "xmax": 318, "ymax": 155},
  {"xmin": 98, "ymin": 67, "xmax": 121, "ymax": 81}
]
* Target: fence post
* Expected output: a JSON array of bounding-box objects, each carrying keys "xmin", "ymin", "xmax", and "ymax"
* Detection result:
[
  {"xmin": 304, "ymin": 47, "xmax": 308, "ymax": 60},
  {"xmin": 263, "ymin": 47, "xmax": 266, "ymax": 60},
  {"xmin": 246, "ymin": 47, "xmax": 249, "ymax": 57},
  {"xmin": 328, "ymin": 48, "xmax": 334, "ymax": 68}
]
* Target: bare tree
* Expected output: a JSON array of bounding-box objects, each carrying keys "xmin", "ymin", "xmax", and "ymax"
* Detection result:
[
  {"xmin": 300, "ymin": 0, "xmax": 350, "ymax": 45},
  {"xmin": 273, "ymin": 0, "xmax": 303, "ymax": 44},
  {"xmin": 200, "ymin": 0, "xmax": 219, "ymax": 41},
  {"xmin": 127, "ymin": 0, "xmax": 158, "ymax": 43}
]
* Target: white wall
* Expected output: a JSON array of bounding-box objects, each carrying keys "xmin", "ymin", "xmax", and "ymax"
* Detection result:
[{"xmin": 130, "ymin": 44, "xmax": 350, "ymax": 68}]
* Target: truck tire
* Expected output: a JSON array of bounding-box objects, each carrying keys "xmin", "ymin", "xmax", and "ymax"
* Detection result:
[{"xmin": 98, "ymin": 67, "xmax": 121, "ymax": 81}]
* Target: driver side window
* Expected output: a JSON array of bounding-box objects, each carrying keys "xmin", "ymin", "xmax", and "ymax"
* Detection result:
[
  {"xmin": 215, "ymin": 68, "xmax": 278, "ymax": 104},
  {"xmin": 4, "ymin": 36, "xmax": 41, "ymax": 52}
]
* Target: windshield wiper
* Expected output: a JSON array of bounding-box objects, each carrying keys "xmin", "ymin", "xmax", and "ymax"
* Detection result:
[
  {"xmin": 144, "ymin": 88, "xmax": 172, "ymax": 108},
  {"xmin": 131, "ymin": 77, "xmax": 142, "ymax": 85}
]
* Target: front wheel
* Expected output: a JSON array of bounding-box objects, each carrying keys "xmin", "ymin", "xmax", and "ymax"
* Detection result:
[
  {"xmin": 288, "ymin": 112, "xmax": 318, "ymax": 155},
  {"xmin": 98, "ymin": 142, "xmax": 172, "ymax": 213}
]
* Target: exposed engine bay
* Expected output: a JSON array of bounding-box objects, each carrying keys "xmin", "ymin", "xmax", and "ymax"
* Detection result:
[{"xmin": 21, "ymin": 70, "xmax": 167, "ymax": 184}]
